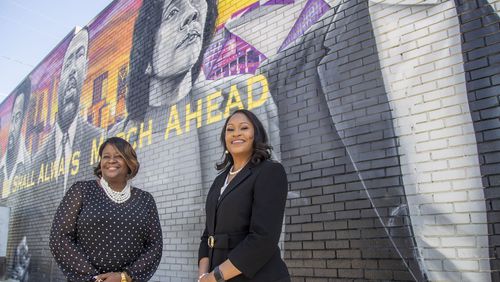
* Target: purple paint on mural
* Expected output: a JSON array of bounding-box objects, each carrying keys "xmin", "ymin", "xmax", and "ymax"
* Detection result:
[
  {"xmin": 30, "ymin": 35, "xmax": 72, "ymax": 91},
  {"xmin": 203, "ymin": 30, "xmax": 228, "ymax": 78},
  {"xmin": 263, "ymin": 0, "xmax": 295, "ymax": 6},
  {"xmin": 203, "ymin": 31, "xmax": 266, "ymax": 80},
  {"xmin": 278, "ymin": 0, "xmax": 329, "ymax": 52},
  {"xmin": 88, "ymin": 0, "xmax": 138, "ymax": 41},
  {"xmin": 88, "ymin": 0, "xmax": 121, "ymax": 38}
]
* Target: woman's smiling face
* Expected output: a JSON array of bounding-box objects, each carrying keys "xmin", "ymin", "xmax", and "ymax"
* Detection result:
[
  {"xmin": 151, "ymin": 0, "xmax": 208, "ymax": 79},
  {"xmin": 225, "ymin": 113, "xmax": 255, "ymax": 159},
  {"xmin": 100, "ymin": 144, "xmax": 130, "ymax": 184}
]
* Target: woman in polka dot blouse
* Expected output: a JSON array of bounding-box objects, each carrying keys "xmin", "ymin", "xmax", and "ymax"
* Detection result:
[{"xmin": 50, "ymin": 137, "xmax": 163, "ymax": 282}]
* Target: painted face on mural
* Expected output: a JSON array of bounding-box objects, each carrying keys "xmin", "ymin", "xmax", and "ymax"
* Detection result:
[
  {"xmin": 225, "ymin": 113, "xmax": 255, "ymax": 159},
  {"xmin": 7, "ymin": 92, "xmax": 25, "ymax": 151},
  {"xmin": 57, "ymin": 29, "xmax": 89, "ymax": 129},
  {"xmin": 152, "ymin": 0, "xmax": 208, "ymax": 79}
]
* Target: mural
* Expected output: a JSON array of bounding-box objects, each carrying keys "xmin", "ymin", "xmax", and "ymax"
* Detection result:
[{"xmin": 0, "ymin": 0, "xmax": 498, "ymax": 281}]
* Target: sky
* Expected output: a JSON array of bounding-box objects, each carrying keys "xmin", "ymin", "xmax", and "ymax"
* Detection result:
[{"xmin": 0, "ymin": 0, "xmax": 113, "ymax": 102}]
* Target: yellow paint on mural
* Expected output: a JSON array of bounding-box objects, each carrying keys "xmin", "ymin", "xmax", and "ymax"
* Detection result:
[
  {"xmin": 111, "ymin": 74, "xmax": 270, "ymax": 149},
  {"xmin": 216, "ymin": 0, "xmax": 258, "ymax": 27}
]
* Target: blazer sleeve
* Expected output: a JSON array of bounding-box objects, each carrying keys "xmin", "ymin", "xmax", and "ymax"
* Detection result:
[
  {"xmin": 228, "ymin": 162, "xmax": 288, "ymax": 278},
  {"xmin": 49, "ymin": 182, "xmax": 99, "ymax": 282},
  {"xmin": 198, "ymin": 226, "xmax": 209, "ymax": 263}
]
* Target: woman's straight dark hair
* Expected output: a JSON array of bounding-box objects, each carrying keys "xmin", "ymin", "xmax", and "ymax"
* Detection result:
[{"xmin": 216, "ymin": 109, "xmax": 272, "ymax": 171}]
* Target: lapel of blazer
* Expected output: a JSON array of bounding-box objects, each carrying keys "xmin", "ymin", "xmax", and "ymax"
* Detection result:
[
  {"xmin": 207, "ymin": 171, "xmax": 226, "ymax": 231},
  {"xmin": 217, "ymin": 164, "xmax": 252, "ymax": 208}
]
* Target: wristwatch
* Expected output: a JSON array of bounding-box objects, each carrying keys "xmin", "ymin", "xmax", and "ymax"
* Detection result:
[{"xmin": 213, "ymin": 266, "xmax": 225, "ymax": 282}]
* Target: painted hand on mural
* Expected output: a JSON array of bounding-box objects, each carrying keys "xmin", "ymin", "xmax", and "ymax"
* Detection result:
[{"xmin": 10, "ymin": 236, "xmax": 30, "ymax": 282}]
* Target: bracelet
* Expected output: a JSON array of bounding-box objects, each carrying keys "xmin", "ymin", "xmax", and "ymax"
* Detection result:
[
  {"xmin": 123, "ymin": 269, "xmax": 133, "ymax": 281},
  {"xmin": 121, "ymin": 272, "xmax": 127, "ymax": 282},
  {"xmin": 198, "ymin": 273, "xmax": 208, "ymax": 281},
  {"xmin": 213, "ymin": 266, "xmax": 225, "ymax": 282}
]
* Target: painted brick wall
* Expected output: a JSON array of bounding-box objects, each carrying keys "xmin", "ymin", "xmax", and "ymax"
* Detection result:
[{"xmin": 0, "ymin": 0, "xmax": 499, "ymax": 281}]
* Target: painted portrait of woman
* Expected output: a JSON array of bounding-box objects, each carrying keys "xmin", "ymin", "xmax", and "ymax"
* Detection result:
[{"xmin": 125, "ymin": 0, "xmax": 217, "ymax": 124}]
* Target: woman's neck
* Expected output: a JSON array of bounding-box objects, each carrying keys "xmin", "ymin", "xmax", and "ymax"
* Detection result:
[
  {"xmin": 105, "ymin": 177, "xmax": 126, "ymax": 192},
  {"xmin": 149, "ymin": 71, "xmax": 192, "ymax": 107},
  {"xmin": 232, "ymin": 154, "xmax": 251, "ymax": 171}
]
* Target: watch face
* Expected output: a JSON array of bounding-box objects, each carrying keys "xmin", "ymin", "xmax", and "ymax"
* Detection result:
[{"xmin": 214, "ymin": 266, "xmax": 225, "ymax": 281}]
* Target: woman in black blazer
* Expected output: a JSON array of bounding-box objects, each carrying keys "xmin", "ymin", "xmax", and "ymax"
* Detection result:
[{"xmin": 198, "ymin": 109, "xmax": 290, "ymax": 282}]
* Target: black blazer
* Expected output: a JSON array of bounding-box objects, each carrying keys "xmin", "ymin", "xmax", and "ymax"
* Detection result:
[{"xmin": 199, "ymin": 159, "xmax": 290, "ymax": 282}]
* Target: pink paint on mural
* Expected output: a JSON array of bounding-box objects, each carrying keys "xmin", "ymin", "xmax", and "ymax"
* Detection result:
[{"xmin": 278, "ymin": 0, "xmax": 329, "ymax": 52}]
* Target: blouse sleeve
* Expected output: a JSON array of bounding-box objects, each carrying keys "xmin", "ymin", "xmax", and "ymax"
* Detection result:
[
  {"xmin": 49, "ymin": 182, "xmax": 99, "ymax": 282},
  {"xmin": 124, "ymin": 193, "xmax": 163, "ymax": 282},
  {"xmin": 228, "ymin": 162, "xmax": 288, "ymax": 278}
]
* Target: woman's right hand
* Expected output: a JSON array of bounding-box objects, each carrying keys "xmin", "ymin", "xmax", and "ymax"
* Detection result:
[
  {"xmin": 198, "ymin": 272, "xmax": 216, "ymax": 282},
  {"xmin": 94, "ymin": 272, "xmax": 123, "ymax": 282},
  {"xmin": 198, "ymin": 257, "xmax": 210, "ymax": 281},
  {"xmin": 198, "ymin": 272, "xmax": 208, "ymax": 282}
]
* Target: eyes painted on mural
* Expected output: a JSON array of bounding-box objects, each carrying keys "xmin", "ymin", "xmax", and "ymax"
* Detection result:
[
  {"xmin": 152, "ymin": 0, "xmax": 207, "ymax": 80},
  {"xmin": 63, "ymin": 46, "xmax": 86, "ymax": 70},
  {"xmin": 162, "ymin": 0, "xmax": 203, "ymax": 22},
  {"xmin": 162, "ymin": 1, "xmax": 180, "ymax": 22},
  {"xmin": 12, "ymin": 112, "xmax": 22, "ymax": 126}
]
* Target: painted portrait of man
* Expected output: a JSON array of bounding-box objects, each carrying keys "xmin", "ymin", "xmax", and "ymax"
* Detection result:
[
  {"xmin": 35, "ymin": 27, "xmax": 103, "ymax": 192},
  {"xmin": 0, "ymin": 78, "xmax": 31, "ymax": 199}
]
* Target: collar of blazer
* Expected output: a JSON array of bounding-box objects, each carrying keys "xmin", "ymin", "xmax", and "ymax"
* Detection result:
[{"xmin": 216, "ymin": 161, "xmax": 253, "ymax": 208}]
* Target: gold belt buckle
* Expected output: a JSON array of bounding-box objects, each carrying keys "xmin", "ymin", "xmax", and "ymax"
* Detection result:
[{"xmin": 208, "ymin": 235, "xmax": 215, "ymax": 248}]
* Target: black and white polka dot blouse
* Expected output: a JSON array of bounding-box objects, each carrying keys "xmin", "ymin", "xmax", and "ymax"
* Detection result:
[{"xmin": 50, "ymin": 180, "xmax": 163, "ymax": 282}]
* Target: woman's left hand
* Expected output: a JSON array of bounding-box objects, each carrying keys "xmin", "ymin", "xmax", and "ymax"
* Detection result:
[{"xmin": 95, "ymin": 272, "xmax": 122, "ymax": 282}]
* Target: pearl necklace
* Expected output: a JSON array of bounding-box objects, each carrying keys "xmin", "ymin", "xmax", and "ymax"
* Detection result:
[
  {"xmin": 229, "ymin": 166, "xmax": 243, "ymax": 175},
  {"xmin": 229, "ymin": 159, "xmax": 251, "ymax": 175},
  {"xmin": 100, "ymin": 177, "xmax": 131, "ymax": 204}
]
